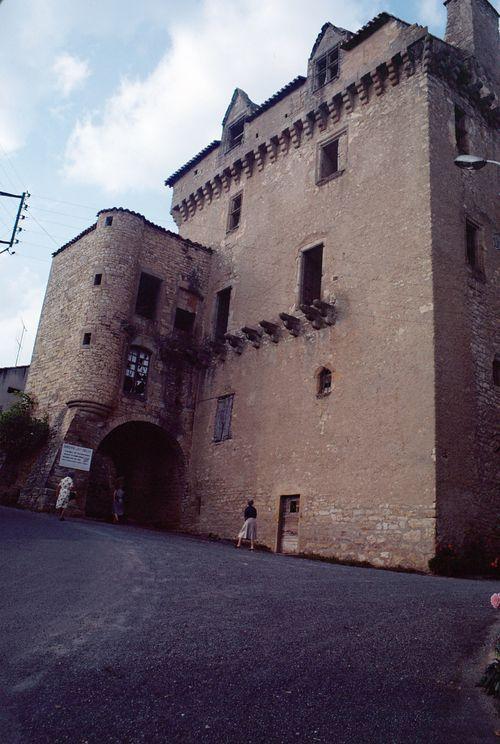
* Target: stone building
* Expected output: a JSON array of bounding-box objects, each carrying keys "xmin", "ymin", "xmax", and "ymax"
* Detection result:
[
  {"xmin": 0, "ymin": 365, "xmax": 29, "ymax": 412},
  {"xmin": 20, "ymin": 0, "xmax": 499, "ymax": 571}
]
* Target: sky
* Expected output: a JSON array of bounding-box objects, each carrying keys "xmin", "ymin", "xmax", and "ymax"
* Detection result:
[{"xmin": 0, "ymin": 0, "xmax": 484, "ymax": 367}]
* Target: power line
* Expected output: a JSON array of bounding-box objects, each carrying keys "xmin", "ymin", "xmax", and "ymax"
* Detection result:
[
  {"xmin": 29, "ymin": 204, "xmax": 94, "ymax": 220},
  {"xmin": 30, "ymin": 194, "xmax": 101, "ymax": 211}
]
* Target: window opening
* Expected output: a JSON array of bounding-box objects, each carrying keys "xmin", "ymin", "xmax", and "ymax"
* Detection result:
[
  {"xmin": 318, "ymin": 138, "xmax": 340, "ymax": 181},
  {"xmin": 123, "ymin": 347, "xmax": 151, "ymax": 398},
  {"xmin": 300, "ymin": 244, "xmax": 323, "ymax": 305},
  {"xmin": 82, "ymin": 333, "xmax": 91, "ymax": 346},
  {"xmin": 214, "ymin": 394, "xmax": 234, "ymax": 442},
  {"xmin": 465, "ymin": 220, "xmax": 482, "ymax": 274},
  {"xmin": 315, "ymin": 46, "xmax": 339, "ymax": 90},
  {"xmin": 135, "ymin": 272, "xmax": 161, "ymax": 319},
  {"xmin": 317, "ymin": 367, "xmax": 332, "ymax": 396},
  {"xmin": 104, "ymin": 216, "xmax": 113, "ymax": 226},
  {"xmin": 455, "ymin": 106, "xmax": 468, "ymax": 154},
  {"xmin": 94, "ymin": 273, "xmax": 102, "ymax": 286},
  {"xmin": 7, "ymin": 387, "xmax": 21, "ymax": 394},
  {"xmin": 214, "ymin": 287, "xmax": 231, "ymax": 340},
  {"xmin": 174, "ymin": 307, "xmax": 196, "ymax": 334},
  {"xmin": 228, "ymin": 193, "xmax": 242, "ymax": 231},
  {"xmin": 227, "ymin": 118, "xmax": 244, "ymax": 151},
  {"xmin": 493, "ymin": 356, "xmax": 500, "ymax": 387}
]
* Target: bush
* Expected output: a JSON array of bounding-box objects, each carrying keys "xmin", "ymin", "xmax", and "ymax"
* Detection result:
[
  {"xmin": 478, "ymin": 638, "xmax": 500, "ymax": 698},
  {"xmin": 0, "ymin": 392, "xmax": 49, "ymax": 457},
  {"xmin": 429, "ymin": 536, "xmax": 498, "ymax": 577}
]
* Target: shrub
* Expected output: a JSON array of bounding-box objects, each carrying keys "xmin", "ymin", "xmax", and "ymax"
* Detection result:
[{"xmin": 0, "ymin": 392, "xmax": 50, "ymax": 457}]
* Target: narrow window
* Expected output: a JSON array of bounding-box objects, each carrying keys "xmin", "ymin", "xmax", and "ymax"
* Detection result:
[
  {"xmin": 174, "ymin": 308, "xmax": 196, "ymax": 334},
  {"xmin": 123, "ymin": 347, "xmax": 150, "ymax": 398},
  {"xmin": 315, "ymin": 46, "xmax": 339, "ymax": 90},
  {"xmin": 214, "ymin": 287, "xmax": 231, "ymax": 340},
  {"xmin": 227, "ymin": 193, "xmax": 242, "ymax": 231},
  {"xmin": 82, "ymin": 332, "xmax": 91, "ymax": 346},
  {"xmin": 318, "ymin": 138, "xmax": 340, "ymax": 181},
  {"xmin": 135, "ymin": 272, "xmax": 161, "ymax": 319},
  {"xmin": 465, "ymin": 220, "xmax": 482, "ymax": 274},
  {"xmin": 214, "ymin": 394, "xmax": 234, "ymax": 442},
  {"xmin": 227, "ymin": 118, "xmax": 244, "ymax": 151},
  {"xmin": 104, "ymin": 216, "xmax": 113, "ymax": 227},
  {"xmin": 455, "ymin": 106, "xmax": 468, "ymax": 154},
  {"xmin": 317, "ymin": 367, "xmax": 332, "ymax": 397},
  {"xmin": 94, "ymin": 273, "xmax": 102, "ymax": 286},
  {"xmin": 300, "ymin": 245, "xmax": 323, "ymax": 305},
  {"xmin": 493, "ymin": 356, "xmax": 500, "ymax": 387}
]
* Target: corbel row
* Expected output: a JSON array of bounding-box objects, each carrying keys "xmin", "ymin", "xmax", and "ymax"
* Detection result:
[{"xmin": 172, "ymin": 43, "xmax": 426, "ymax": 225}]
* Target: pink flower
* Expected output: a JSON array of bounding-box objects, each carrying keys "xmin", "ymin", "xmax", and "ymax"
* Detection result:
[{"xmin": 491, "ymin": 594, "xmax": 500, "ymax": 609}]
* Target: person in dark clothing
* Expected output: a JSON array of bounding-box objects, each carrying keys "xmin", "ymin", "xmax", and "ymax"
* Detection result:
[{"xmin": 236, "ymin": 499, "xmax": 257, "ymax": 550}]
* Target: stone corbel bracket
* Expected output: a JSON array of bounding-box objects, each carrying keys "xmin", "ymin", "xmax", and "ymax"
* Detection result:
[
  {"xmin": 241, "ymin": 325, "xmax": 263, "ymax": 348},
  {"xmin": 279, "ymin": 312, "xmax": 301, "ymax": 337},
  {"xmin": 224, "ymin": 333, "xmax": 245, "ymax": 354},
  {"xmin": 313, "ymin": 299, "xmax": 337, "ymax": 326},
  {"xmin": 259, "ymin": 320, "xmax": 280, "ymax": 343}
]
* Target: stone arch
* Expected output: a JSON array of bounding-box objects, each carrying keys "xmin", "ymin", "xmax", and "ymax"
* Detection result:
[{"xmin": 86, "ymin": 419, "xmax": 186, "ymax": 528}]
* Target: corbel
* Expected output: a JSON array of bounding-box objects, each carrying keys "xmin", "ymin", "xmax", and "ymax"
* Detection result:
[
  {"xmin": 315, "ymin": 104, "xmax": 329, "ymax": 131},
  {"xmin": 312, "ymin": 299, "xmax": 337, "ymax": 326},
  {"xmin": 290, "ymin": 120, "xmax": 303, "ymax": 149},
  {"xmin": 172, "ymin": 205, "xmax": 182, "ymax": 227},
  {"xmin": 212, "ymin": 176, "xmax": 222, "ymax": 199},
  {"xmin": 386, "ymin": 58, "xmax": 399, "ymax": 86},
  {"xmin": 278, "ymin": 129, "xmax": 291, "ymax": 155},
  {"xmin": 202, "ymin": 182, "xmax": 213, "ymax": 204},
  {"xmin": 221, "ymin": 169, "xmax": 231, "ymax": 191},
  {"xmin": 180, "ymin": 200, "xmax": 189, "ymax": 222},
  {"xmin": 230, "ymin": 161, "xmax": 242, "ymax": 184},
  {"xmin": 224, "ymin": 333, "xmax": 245, "ymax": 354},
  {"xmin": 303, "ymin": 111, "xmax": 316, "ymax": 139},
  {"xmin": 259, "ymin": 320, "xmax": 280, "ymax": 343},
  {"xmin": 299, "ymin": 304, "xmax": 325, "ymax": 330},
  {"xmin": 255, "ymin": 144, "xmax": 267, "ymax": 171},
  {"xmin": 328, "ymin": 96, "xmax": 342, "ymax": 124},
  {"xmin": 241, "ymin": 326, "xmax": 263, "ymax": 348},
  {"xmin": 341, "ymin": 88, "xmax": 354, "ymax": 115},
  {"xmin": 402, "ymin": 50, "xmax": 414, "ymax": 77},
  {"xmin": 241, "ymin": 152, "xmax": 255, "ymax": 178},
  {"xmin": 356, "ymin": 78, "xmax": 370, "ymax": 105},
  {"xmin": 194, "ymin": 188, "xmax": 204, "ymax": 211},
  {"xmin": 268, "ymin": 137, "xmax": 279, "ymax": 163},
  {"xmin": 370, "ymin": 68, "xmax": 385, "ymax": 97},
  {"xmin": 279, "ymin": 312, "xmax": 301, "ymax": 337},
  {"xmin": 422, "ymin": 35, "xmax": 433, "ymax": 74}
]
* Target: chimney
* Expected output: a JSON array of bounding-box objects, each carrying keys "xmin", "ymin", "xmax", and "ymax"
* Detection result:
[{"xmin": 444, "ymin": 0, "xmax": 499, "ymax": 88}]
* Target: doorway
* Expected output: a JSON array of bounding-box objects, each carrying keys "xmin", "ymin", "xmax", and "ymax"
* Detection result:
[{"xmin": 278, "ymin": 495, "xmax": 301, "ymax": 554}]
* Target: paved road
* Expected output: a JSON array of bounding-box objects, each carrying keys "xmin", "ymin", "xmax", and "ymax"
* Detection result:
[{"xmin": 0, "ymin": 507, "xmax": 498, "ymax": 744}]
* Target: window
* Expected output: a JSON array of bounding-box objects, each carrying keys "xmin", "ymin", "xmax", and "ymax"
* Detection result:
[
  {"xmin": 493, "ymin": 356, "xmax": 500, "ymax": 387},
  {"xmin": 227, "ymin": 118, "xmax": 244, "ymax": 151},
  {"xmin": 104, "ymin": 216, "xmax": 113, "ymax": 226},
  {"xmin": 455, "ymin": 106, "xmax": 468, "ymax": 154},
  {"xmin": 214, "ymin": 394, "xmax": 234, "ymax": 442},
  {"xmin": 317, "ymin": 367, "xmax": 332, "ymax": 397},
  {"xmin": 7, "ymin": 387, "xmax": 21, "ymax": 394},
  {"xmin": 123, "ymin": 347, "xmax": 150, "ymax": 398},
  {"xmin": 174, "ymin": 307, "xmax": 196, "ymax": 334},
  {"xmin": 82, "ymin": 333, "xmax": 91, "ymax": 346},
  {"xmin": 135, "ymin": 272, "xmax": 161, "ymax": 319},
  {"xmin": 300, "ymin": 244, "xmax": 323, "ymax": 305},
  {"xmin": 315, "ymin": 46, "xmax": 339, "ymax": 90},
  {"xmin": 318, "ymin": 138, "xmax": 340, "ymax": 182},
  {"xmin": 465, "ymin": 220, "xmax": 483, "ymax": 275},
  {"xmin": 94, "ymin": 273, "xmax": 102, "ymax": 286},
  {"xmin": 227, "ymin": 193, "xmax": 242, "ymax": 232},
  {"xmin": 214, "ymin": 287, "xmax": 231, "ymax": 340}
]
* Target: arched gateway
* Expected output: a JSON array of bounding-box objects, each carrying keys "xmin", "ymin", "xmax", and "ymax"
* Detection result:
[{"xmin": 86, "ymin": 421, "xmax": 186, "ymax": 528}]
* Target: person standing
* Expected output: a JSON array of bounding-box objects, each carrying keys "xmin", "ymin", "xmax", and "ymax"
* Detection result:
[
  {"xmin": 112, "ymin": 478, "xmax": 125, "ymax": 524},
  {"xmin": 236, "ymin": 499, "xmax": 257, "ymax": 550},
  {"xmin": 55, "ymin": 472, "xmax": 76, "ymax": 521}
]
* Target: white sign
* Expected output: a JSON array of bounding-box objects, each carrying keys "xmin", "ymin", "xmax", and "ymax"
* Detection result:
[{"xmin": 59, "ymin": 443, "xmax": 94, "ymax": 472}]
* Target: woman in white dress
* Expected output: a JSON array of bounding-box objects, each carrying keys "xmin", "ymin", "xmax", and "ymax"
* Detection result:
[{"xmin": 55, "ymin": 473, "xmax": 76, "ymax": 521}]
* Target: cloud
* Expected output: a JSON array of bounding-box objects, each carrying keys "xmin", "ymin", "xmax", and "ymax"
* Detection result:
[
  {"xmin": 418, "ymin": 0, "xmax": 445, "ymax": 29},
  {"xmin": 0, "ymin": 261, "xmax": 46, "ymax": 367},
  {"xmin": 63, "ymin": 0, "xmax": 378, "ymax": 194},
  {"xmin": 52, "ymin": 53, "xmax": 90, "ymax": 97}
]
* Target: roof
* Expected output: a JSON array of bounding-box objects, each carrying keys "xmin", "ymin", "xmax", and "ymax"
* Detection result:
[
  {"xmin": 342, "ymin": 12, "xmax": 409, "ymax": 50},
  {"xmin": 53, "ymin": 207, "xmax": 213, "ymax": 258},
  {"xmin": 246, "ymin": 76, "xmax": 306, "ymax": 122},
  {"xmin": 0, "ymin": 365, "xmax": 29, "ymax": 373},
  {"xmin": 165, "ymin": 140, "xmax": 220, "ymax": 188},
  {"xmin": 310, "ymin": 23, "xmax": 352, "ymax": 59}
]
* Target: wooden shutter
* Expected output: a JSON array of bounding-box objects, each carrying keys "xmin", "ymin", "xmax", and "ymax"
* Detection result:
[{"xmin": 214, "ymin": 395, "xmax": 234, "ymax": 442}]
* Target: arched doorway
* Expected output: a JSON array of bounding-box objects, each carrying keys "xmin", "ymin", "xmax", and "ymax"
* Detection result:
[{"xmin": 86, "ymin": 421, "xmax": 185, "ymax": 528}]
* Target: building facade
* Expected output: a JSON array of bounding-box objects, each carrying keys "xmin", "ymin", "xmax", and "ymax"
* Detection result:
[{"xmin": 20, "ymin": 0, "xmax": 499, "ymax": 571}]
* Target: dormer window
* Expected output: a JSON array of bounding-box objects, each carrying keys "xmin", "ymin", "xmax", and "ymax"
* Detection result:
[
  {"xmin": 315, "ymin": 46, "xmax": 339, "ymax": 90},
  {"xmin": 227, "ymin": 118, "xmax": 245, "ymax": 151}
]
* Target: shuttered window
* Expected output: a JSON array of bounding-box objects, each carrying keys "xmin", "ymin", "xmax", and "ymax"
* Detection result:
[{"xmin": 214, "ymin": 394, "xmax": 234, "ymax": 442}]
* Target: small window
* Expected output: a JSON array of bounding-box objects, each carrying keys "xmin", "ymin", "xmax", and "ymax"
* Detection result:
[
  {"xmin": 455, "ymin": 106, "xmax": 468, "ymax": 154},
  {"xmin": 493, "ymin": 356, "xmax": 500, "ymax": 387},
  {"xmin": 104, "ymin": 216, "xmax": 113, "ymax": 227},
  {"xmin": 82, "ymin": 333, "xmax": 91, "ymax": 346},
  {"xmin": 315, "ymin": 46, "xmax": 339, "ymax": 90},
  {"xmin": 123, "ymin": 346, "xmax": 151, "ymax": 398},
  {"xmin": 135, "ymin": 272, "xmax": 161, "ymax": 319},
  {"xmin": 318, "ymin": 138, "xmax": 340, "ymax": 182},
  {"xmin": 94, "ymin": 273, "xmax": 102, "ymax": 286},
  {"xmin": 227, "ymin": 118, "xmax": 244, "ymax": 151},
  {"xmin": 214, "ymin": 287, "xmax": 231, "ymax": 340},
  {"xmin": 300, "ymin": 244, "xmax": 323, "ymax": 305},
  {"xmin": 227, "ymin": 193, "xmax": 242, "ymax": 232},
  {"xmin": 317, "ymin": 367, "xmax": 332, "ymax": 397},
  {"xmin": 214, "ymin": 394, "xmax": 234, "ymax": 442},
  {"xmin": 465, "ymin": 220, "xmax": 483, "ymax": 275},
  {"xmin": 174, "ymin": 308, "xmax": 196, "ymax": 334}
]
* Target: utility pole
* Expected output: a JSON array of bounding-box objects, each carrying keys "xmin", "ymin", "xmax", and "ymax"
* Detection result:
[
  {"xmin": 0, "ymin": 189, "xmax": 29, "ymax": 255},
  {"xmin": 14, "ymin": 319, "xmax": 27, "ymax": 367}
]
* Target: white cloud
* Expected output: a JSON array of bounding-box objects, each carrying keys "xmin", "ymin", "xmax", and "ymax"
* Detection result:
[
  {"xmin": 0, "ymin": 262, "xmax": 46, "ymax": 368},
  {"xmin": 53, "ymin": 53, "xmax": 90, "ymax": 97},
  {"xmin": 418, "ymin": 0, "xmax": 445, "ymax": 29},
  {"xmin": 63, "ymin": 0, "xmax": 378, "ymax": 193}
]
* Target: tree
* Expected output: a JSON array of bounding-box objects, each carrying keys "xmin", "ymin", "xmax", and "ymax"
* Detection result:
[{"xmin": 0, "ymin": 393, "xmax": 49, "ymax": 458}]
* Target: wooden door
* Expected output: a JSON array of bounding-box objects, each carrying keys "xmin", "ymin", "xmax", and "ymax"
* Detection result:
[{"xmin": 278, "ymin": 495, "xmax": 300, "ymax": 554}]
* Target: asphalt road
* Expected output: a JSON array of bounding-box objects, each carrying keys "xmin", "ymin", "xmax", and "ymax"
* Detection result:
[{"xmin": 0, "ymin": 507, "xmax": 498, "ymax": 744}]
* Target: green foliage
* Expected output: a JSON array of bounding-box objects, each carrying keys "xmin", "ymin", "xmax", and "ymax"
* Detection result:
[
  {"xmin": 0, "ymin": 392, "xmax": 49, "ymax": 457},
  {"xmin": 479, "ymin": 656, "xmax": 500, "ymax": 698}
]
